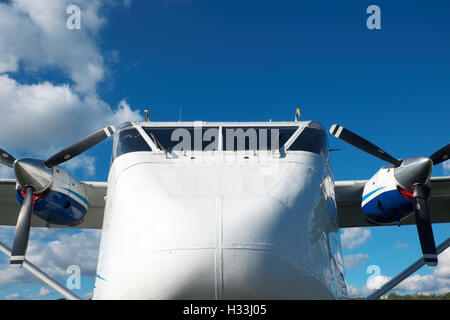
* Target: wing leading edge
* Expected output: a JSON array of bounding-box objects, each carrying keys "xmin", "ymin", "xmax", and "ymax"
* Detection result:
[
  {"xmin": 336, "ymin": 177, "xmax": 450, "ymax": 228},
  {"xmin": 0, "ymin": 179, "xmax": 106, "ymax": 229}
]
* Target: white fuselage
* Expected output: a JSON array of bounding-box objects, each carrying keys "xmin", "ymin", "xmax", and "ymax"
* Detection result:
[{"xmin": 92, "ymin": 145, "xmax": 346, "ymax": 299}]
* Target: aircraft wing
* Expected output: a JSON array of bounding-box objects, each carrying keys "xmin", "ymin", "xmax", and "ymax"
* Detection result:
[
  {"xmin": 335, "ymin": 176, "xmax": 450, "ymax": 228},
  {"xmin": 0, "ymin": 179, "xmax": 106, "ymax": 229}
]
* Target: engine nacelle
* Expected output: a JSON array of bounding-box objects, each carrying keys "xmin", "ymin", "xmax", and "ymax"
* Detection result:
[
  {"xmin": 361, "ymin": 165, "xmax": 430, "ymax": 225},
  {"xmin": 15, "ymin": 165, "xmax": 88, "ymax": 226}
]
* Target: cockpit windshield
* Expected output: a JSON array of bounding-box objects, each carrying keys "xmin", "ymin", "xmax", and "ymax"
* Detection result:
[
  {"xmin": 221, "ymin": 127, "xmax": 294, "ymax": 151},
  {"xmin": 143, "ymin": 127, "xmax": 220, "ymax": 152},
  {"xmin": 112, "ymin": 123, "xmax": 151, "ymax": 160},
  {"xmin": 289, "ymin": 122, "xmax": 329, "ymax": 157},
  {"xmin": 112, "ymin": 122, "xmax": 328, "ymax": 162}
]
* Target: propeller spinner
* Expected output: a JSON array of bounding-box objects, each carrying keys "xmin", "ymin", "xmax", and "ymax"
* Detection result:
[
  {"xmin": 330, "ymin": 124, "xmax": 449, "ymax": 266},
  {"xmin": 1, "ymin": 126, "xmax": 115, "ymax": 267}
]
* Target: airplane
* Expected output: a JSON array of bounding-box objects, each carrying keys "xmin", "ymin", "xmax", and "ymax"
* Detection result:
[{"xmin": 0, "ymin": 117, "xmax": 449, "ymax": 299}]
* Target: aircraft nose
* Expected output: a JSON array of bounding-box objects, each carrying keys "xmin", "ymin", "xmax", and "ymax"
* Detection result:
[
  {"xmin": 93, "ymin": 158, "xmax": 341, "ymax": 300},
  {"xmin": 394, "ymin": 156, "xmax": 433, "ymax": 189},
  {"xmin": 93, "ymin": 194, "xmax": 337, "ymax": 300},
  {"xmin": 95, "ymin": 246, "xmax": 334, "ymax": 299}
]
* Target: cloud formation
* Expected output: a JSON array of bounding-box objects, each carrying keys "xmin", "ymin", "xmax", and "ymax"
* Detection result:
[
  {"xmin": 344, "ymin": 253, "xmax": 369, "ymax": 270},
  {"xmin": 61, "ymin": 155, "xmax": 96, "ymax": 179},
  {"xmin": 348, "ymin": 248, "xmax": 450, "ymax": 297},
  {"xmin": 394, "ymin": 241, "xmax": 409, "ymax": 249},
  {"xmin": 0, "ymin": 75, "xmax": 142, "ymax": 154},
  {"xmin": 443, "ymin": 161, "xmax": 450, "ymax": 176},
  {"xmin": 340, "ymin": 228, "xmax": 372, "ymax": 250},
  {"xmin": 0, "ymin": 166, "xmax": 14, "ymax": 179},
  {"xmin": 0, "ymin": 0, "xmax": 142, "ymax": 299},
  {"xmin": 0, "ymin": 0, "xmax": 106, "ymax": 94},
  {"xmin": 0, "ymin": 0, "xmax": 143, "ymax": 158},
  {"xmin": 0, "ymin": 227, "xmax": 101, "ymax": 299}
]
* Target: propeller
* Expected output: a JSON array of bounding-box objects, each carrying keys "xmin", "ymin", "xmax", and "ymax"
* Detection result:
[
  {"xmin": 329, "ymin": 124, "xmax": 402, "ymax": 166},
  {"xmin": 330, "ymin": 124, "xmax": 449, "ymax": 266},
  {"xmin": 10, "ymin": 186, "xmax": 34, "ymax": 267},
  {"xmin": 1, "ymin": 125, "xmax": 115, "ymax": 267},
  {"xmin": 0, "ymin": 149, "xmax": 16, "ymax": 168},
  {"xmin": 44, "ymin": 126, "xmax": 115, "ymax": 168},
  {"xmin": 412, "ymin": 183, "xmax": 437, "ymax": 266},
  {"xmin": 430, "ymin": 144, "xmax": 450, "ymax": 166}
]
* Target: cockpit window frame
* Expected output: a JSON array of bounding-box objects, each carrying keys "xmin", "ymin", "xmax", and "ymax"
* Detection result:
[
  {"xmin": 283, "ymin": 123, "xmax": 308, "ymax": 151},
  {"xmin": 111, "ymin": 123, "xmax": 152, "ymax": 162},
  {"xmin": 285, "ymin": 121, "xmax": 329, "ymax": 157},
  {"xmin": 112, "ymin": 121, "xmax": 329, "ymax": 163},
  {"xmin": 131, "ymin": 121, "xmax": 159, "ymax": 152},
  {"xmin": 138, "ymin": 123, "xmax": 304, "ymax": 153}
]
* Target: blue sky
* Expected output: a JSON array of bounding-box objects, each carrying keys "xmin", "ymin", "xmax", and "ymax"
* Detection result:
[{"xmin": 0, "ymin": 0, "xmax": 449, "ymax": 299}]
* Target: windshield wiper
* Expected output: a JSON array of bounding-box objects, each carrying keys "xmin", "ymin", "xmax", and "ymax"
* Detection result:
[{"xmin": 148, "ymin": 132, "xmax": 166, "ymax": 152}]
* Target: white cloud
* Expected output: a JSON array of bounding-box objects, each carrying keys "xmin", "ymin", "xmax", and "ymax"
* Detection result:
[
  {"xmin": 366, "ymin": 274, "xmax": 391, "ymax": 290},
  {"xmin": 0, "ymin": 226, "xmax": 14, "ymax": 244},
  {"xmin": 346, "ymin": 275, "xmax": 391, "ymax": 298},
  {"xmin": 0, "ymin": 166, "xmax": 14, "ymax": 179},
  {"xmin": 62, "ymin": 155, "xmax": 96, "ymax": 179},
  {"xmin": 110, "ymin": 99, "xmax": 143, "ymax": 128},
  {"xmin": 443, "ymin": 161, "xmax": 450, "ymax": 176},
  {"xmin": 0, "ymin": 0, "xmax": 143, "ymax": 157},
  {"xmin": 25, "ymin": 229, "xmax": 101, "ymax": 278},
  {"xmin": 394, "ymin": 248, "xmax": 450, "ymax": 295},
  {"xmin": 340, "ymin": 228, "xmax": 372, "ymax": 250},
  {"xmin": 347, "ymin": 248, "xmax": 450, "ymax": 297},
  {"xmin": 37, "ymin": 286, "xmax": 51, "ymax": 298},
  {"xmin": 0, "ymin": 71, "xmax": 142, "ymax": 157},
  {"xmin": 0, "ymin": 0, "xmax": 107, "ymax": 94},
  {"xmin": 0, "ymin": 228, "xmax": 101, "ymax": 291},
  {"xmin": 5, "ymin": 292, "xmax": 21, "ymax": 300},
  {"xmin": 344, "ymin": 254, "xmax": 369, "ymax": 270},
  {"xmin": 394, "ymin": 241, "xmax": 409, "ymax": 249},
  {"xmin": 346, "ymin": 274, "xmax": 392, "ymax": 298},
  {"xmin": 434, "ymin": 249, "xmax": 450, "ymax": 279},
  {"xmin": 346, "ymin": 284, "xmax": 369, "ymax": 298},
  {"xmin": 0, "ymin": 0, "xmax": 141, "ymax": 300}
]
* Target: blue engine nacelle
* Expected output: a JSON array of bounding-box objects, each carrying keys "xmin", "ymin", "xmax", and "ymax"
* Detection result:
[
  {"xmin": 15, "ymin": 166, "xmax": 88, "ymax": 226},
  {"xmin": 361, "ymin": 165, "xmax": 430, "ymax": 225}
]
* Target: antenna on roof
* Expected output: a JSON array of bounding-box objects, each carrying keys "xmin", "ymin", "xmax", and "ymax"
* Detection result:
[
  {"xmin": 144, "ymin": 109, "xmax": 150, "ymax": 122},
  {"xmin": 294, "ymin": 107, "xmax": 301, "ymax": 122}
]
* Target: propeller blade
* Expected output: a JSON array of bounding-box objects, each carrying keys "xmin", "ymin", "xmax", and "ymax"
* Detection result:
[
  {"xmin": 44, "ymin": 126, "xmax": 115, "ymax": 168},
  {"xmin": 329, "ymin": 124, "xmax": 402, "ymax": 167},
  {"xmin": 429, "ymin": 144, "xmax": 450, "ymax": 166},
  {"xmin": 10, "ymin": 186, "xmax": 34, "ymax": 268},
  {"xmin": 0, "ymin": 148, "xmax": 16, "ymax": 168},
  {"xmin": 412, "ymin": 184, "xmax": 438, "ymax": 267}
]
